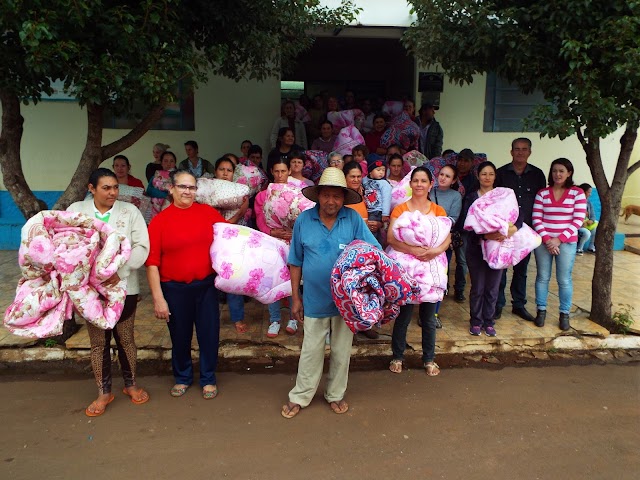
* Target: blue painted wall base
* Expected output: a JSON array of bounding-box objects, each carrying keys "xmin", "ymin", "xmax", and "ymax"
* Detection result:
[{"xmin": 0, "ymin": 191, "xmax": 63, "ymax": 249}]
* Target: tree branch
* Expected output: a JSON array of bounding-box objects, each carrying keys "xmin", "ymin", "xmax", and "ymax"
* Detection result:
[
  {"xmin": 628, "ymin": 159, "xmax": 640, "ymax": 176},
  {"xmin": 101, "ymin": 102, "xmax": 167, "ymax": 159}
]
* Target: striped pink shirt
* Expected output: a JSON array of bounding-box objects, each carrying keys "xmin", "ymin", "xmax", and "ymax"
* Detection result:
[{"xmin": 532, "ymin": 186, "xmax": 587, "ymax": 243}]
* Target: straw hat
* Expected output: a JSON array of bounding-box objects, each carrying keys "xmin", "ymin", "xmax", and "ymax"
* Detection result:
[{"xmin": 302, "ymin": 167, "xmax": 362, "ymax": 205}]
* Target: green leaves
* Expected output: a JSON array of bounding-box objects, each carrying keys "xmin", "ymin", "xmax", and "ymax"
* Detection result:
[{"xmin": 404, "ymin": 0, "xmax": 640, "ymax": 140}]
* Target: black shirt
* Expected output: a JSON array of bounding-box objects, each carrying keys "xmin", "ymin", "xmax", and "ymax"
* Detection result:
[{"xmin": 495, "ymin": 162, "xmax": 547, "ymax": 228}]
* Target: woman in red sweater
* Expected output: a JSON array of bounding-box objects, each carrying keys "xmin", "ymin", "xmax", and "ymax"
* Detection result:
[
  {"xmin": 531, "ymin": 158, "xmax": 586, "ymax": 331},
  {"xmin": 113, "ymin": 155, "xmax": 145, "ymax": 188},
  {"xmin": 146, "ymin": 169, "xmax": 227, "ymax": 399}
]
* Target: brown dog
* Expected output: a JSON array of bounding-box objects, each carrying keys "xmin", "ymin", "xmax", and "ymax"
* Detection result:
[{"xmin": 620, "ymin": 205, "xmax": 640, "ymax": 223}]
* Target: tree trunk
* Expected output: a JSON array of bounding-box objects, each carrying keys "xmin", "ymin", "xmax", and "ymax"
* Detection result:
[
  {"xmin": 586, "ymin": 127, "xmax": 638, "ymax": 329},
  {"xmin": 0, "ymin": 90, "xmax": 47, "ymax": 219},
  {"xmin": 52, "ymin": 102, "xmax": 166, "ymax": 211}
]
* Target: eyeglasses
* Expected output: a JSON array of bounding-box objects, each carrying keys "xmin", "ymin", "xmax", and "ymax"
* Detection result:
[
  {"xmin": 329, "ymin": 159, "xmax": 344, "ymax": 166},
  {"xmin": 174, "ymin": 184, "xmax": 197, "ymax": 192}
]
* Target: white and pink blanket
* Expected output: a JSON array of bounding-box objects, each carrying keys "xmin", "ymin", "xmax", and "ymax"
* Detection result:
[
  {"xmin": 333, "ymin": 126, "xmax": 365, "ymax": 156},
  {"xmin": 327, "ymin": 109, "xmax": 365, "ymax": 134},
  {"xmin": 4, "ymin": 211, "xmax": 131, "ymax": 338},
  {"xmin": 196, "ymin": 177, "xmax": 250, "ymax": 222},
  {"xmin": 463, "ymin": 187, "xmax": 542, "ymax": 269},
  {"xmin": 262, "ymin": 183, "xmax": 315, "ymax": 239},
  {"xmin": 211, "ymin": 224, "xmax": 291, "ymax": 304},
  {"xmin": 234, "ymin": 164, "xmax": 269, "ymax": 196},
  {"xmin": 385, "ymin": 211, "xmax": 452, "ymax": 303}
]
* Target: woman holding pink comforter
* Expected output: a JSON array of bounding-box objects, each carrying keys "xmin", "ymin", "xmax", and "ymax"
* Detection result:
[
  {"xmin": 458, "ymin": 162, "xmax": 517, "ymax": 338},
  {"xmin": 387, "ymin": 167, "xmax": 449, "ymax": 377},
  {"xmin": 255, "ymin": 158, "xmax": 297, "ymax": 338},
  {"xmin": 67, "ymin": 168, "xmax": 150, "ymax": 417}
]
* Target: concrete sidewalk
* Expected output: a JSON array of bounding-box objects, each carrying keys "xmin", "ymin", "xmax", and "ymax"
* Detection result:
[{"xmin": 1, "ymin": 219, "xmax": 639, "ymax": 365}]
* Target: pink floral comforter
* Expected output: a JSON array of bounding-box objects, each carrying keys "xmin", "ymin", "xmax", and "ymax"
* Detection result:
[
  {"xmin": 463, "ymin": 187, "xmax": 542, "ymax": 269},
  {"xmin": 381, "ymin": 112, "xmax": 420, "ymax": 151},
  {"xmin": 262, "ymin": 183, "xmax": 315, "ymax": 238},
  {"xmin": 234, "ymin": 164, "xmax": 268, "ymax": 196},
  {"xmin": 211, "ymin": 224, "xmax": 291, "ymax": 304},
  {"xmin": 331, "ymin": 240, "xmax": 420, "ymax": 333},
  {"xmin": 327, "ymin": 109, "xmax": 365, "ymax": 134},
  {"xmin": 302, "ymin": 150, "xmax": 328, "ymax": 183},
  {"xmin": 4, "ymin": 211, "xmax": 131, "ymax": 338},
  {"xmin": 386, "ymin": 211, "xmax": 452, "ymax": 303},
  {"xmin": 333, "ymin": 126, "xmax": 365, "ymax": 156}
]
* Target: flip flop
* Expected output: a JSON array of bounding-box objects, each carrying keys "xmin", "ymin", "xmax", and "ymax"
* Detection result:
[
  {"xmin": 234, "ymin": 322, "xmax": 249, "ymax": 334},
  {"xmin": 389, "ymin": 359, "xmax": 403, "ymax": 374},
  {"xmin": 170, "ymin": 384, "xmax": 189, "ymax": 397},
  {"xmin": 281, "ymin": 402, "xmax": 301, "ymax": 419},
  {"xmin": 329, "ymin": 400, "xmax": 349, "ymax": 415},
  {"xmin": 85, "ymin": 394, "xmax": 115, "ymax": 417},
  {"xmin": 424, "ymin": 362, "xmax": 441, "ymax": 377},
  {"xmin": 202, "ymin": 385, "xmax": 218, "ymax": 400},
  {"xmin": 122, "ymin": 387, "xmax": 150, "ymax": 405}
]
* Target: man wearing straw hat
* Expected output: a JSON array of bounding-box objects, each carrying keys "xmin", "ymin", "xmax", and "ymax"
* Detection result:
[{"xmin": 281, "ymin": 167, "xmax": 381, "ymax": 419}]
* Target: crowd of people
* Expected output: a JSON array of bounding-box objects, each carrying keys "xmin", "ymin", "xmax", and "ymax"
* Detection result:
[{"xmin": 68, "ymin": 96, "xmax": 597, "ymax": 419}]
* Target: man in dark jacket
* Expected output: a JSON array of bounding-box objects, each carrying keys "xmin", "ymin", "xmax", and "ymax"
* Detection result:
[
  {"xmin": 417, "ymin": 103, "xmax": 444, "ymax": 159},
  {"xmin": 494, "ymin": 137, "xmax": 547, "ymax": 321}
]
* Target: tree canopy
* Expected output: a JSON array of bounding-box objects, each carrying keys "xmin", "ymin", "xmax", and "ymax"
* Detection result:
[
  {"xmin": 403, "ymin": 0, "xmax": 640, "ymax": 324},
  {"xmin": 0, "ymin": 0, "xmax": 358, "ymax": 217}
]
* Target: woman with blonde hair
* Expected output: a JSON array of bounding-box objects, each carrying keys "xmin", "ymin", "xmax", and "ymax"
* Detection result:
[{"xmin": 146, "ymin": 143, "xmax": 171, "ymax": 181}]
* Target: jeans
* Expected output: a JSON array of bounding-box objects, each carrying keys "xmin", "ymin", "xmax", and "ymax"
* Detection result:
[
  {"xmin": 227, "ymin": 294, "xmax": 245, "ymax": 322},
  {"xmin": 435, "ymin": 249, "xmax": 454, "ymax": 314},
  {"xmin": 162, "ymin": 275, "xmax": 220, "ymax": 387},
  {"xmin": 534, "ymin": 242, "xmax": 577, "ymax": 314},
  {"xmin": 497, "ymin": 252, "xmax": 531, "ymax": 310},
  {"xmin": 467, "ymin": 242, "xmax": 503, "ymax": 328},
  {"xmin": 578, "ymin": 227, "xmax": 596, "ymax": 250},
  {"xmin": 453, "ymin": 233, "xmax": 468, "ymax": 293},
  {"xmin": 391, "ymin": 302, "xmax": 437, "ymax": 363},
  {"xmin": 268, "ymin": 299, "xmax": 284, "ymax": 323}
]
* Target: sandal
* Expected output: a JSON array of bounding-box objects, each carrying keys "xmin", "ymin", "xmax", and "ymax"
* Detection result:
[
  {"xmin": 424, "ymin": 362, "xmax": 440, "ymax": 377},
  {"xmin": 329, "ymin": 399, "xmax": 349, "ymax": 414},
  {"xmin": 389, "ymin": 359, "xmax": 403, "ymax": 374},
  {"xmin": 122, "ymin": 386, "xmax": 150, "ymax": 405},
  {"xmin": 85, "ymin": 394, "xmax": 115, "ymax": 417},
  {"xmin": 281, "ymin": 402, "xmax": 301, "ymax": 419},
  {"xmin": 202, "ymin": 385, "xmax": 218, "ymax": 400},
  {"xmin": 170, "ymin": 384, "xmax": 189, "ymax": 397},
  {"xmin": 234, "ymin": 322, "xmax": 249, "ymax": 334}
]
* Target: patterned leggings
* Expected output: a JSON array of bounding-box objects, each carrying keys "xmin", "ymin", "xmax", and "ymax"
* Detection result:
[{"xmin": 86, "ymin": 295, "xmax": 138, "ymax": 394}]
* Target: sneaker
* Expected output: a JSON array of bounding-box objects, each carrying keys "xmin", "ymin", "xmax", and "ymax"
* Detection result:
[
  {"xmin": 285, "ymin": 319, "xmax": 298, "ymax": 335},
  {"xmin": 266, "ymin": 321, "xmax": 281, "ymax": 338},
  {"xmin": 435, "ymin": 314, "xmax": 442, "ymax": 329},
  {"xmin": 469, "ymin": 325, "xmax": 482, "ymax": 336},
  {"xmin": 454, "ymin": 291, "xmax": 466, "ymax": 303},
  {"xmin": 586, "ymin": 248, "xmax": 596, "ymax": 254},
  {"xmin": 484, "ymin": 326, "xmax": 497, "ymax": 337},
  {"xmin": 576, "ymin": 249, "xmax": 584, "ymax": 256}
]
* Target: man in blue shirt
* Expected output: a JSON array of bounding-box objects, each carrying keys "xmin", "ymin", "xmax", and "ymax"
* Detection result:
[{"xmin": 281, "ymin": 168, "xmax": 381, "ymax": 419}]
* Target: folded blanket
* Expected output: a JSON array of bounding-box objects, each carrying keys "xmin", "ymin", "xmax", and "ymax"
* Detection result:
[
  {"xmin": 196, "ymin": 177, "xmax": 250, "ymax": 221},
  {"xmin": 211, "ymin": 224, "xmax": 291, "ymax": 304},
  {"xmin": 117, "ymin": 185, "xmax": 153, "ymax": 224},
  {"xmin": 380, "ymin": 112, "xmax": 421, "ymax": 151},
  {"xmin": 385, "ymin": 211, "xmax": 452, "ymax": 303},
  {"xmin": 382, "ymin": 101, "xmax": 404, "ymax": 119},
  {"xmin": 463, "ymin": 187, "xmax": 541, "ymax": 269},
  {"xmin": 327, "ymin": 109, "xmax": 364, "ymax": 134},
  {"xmin": 4, "ymin": 210, "xmax": 131, "ymax": 338},
  {"xmin": 295, "ymin": 102, "xmax": 311, "ymax": 123},
  {"xmin": 333, "ymin": 125, "xmax": 365, "ymax": 156},
  {"xmin": 263, "ymin": 183, "xmax": 315, "ymax": 236},
  {"xmin": 331, "ymin": 240, "xmax": 420, "ymax": 333},
  {"xmin": 234, "ymin": 164, "xmax": 269, "ymax": 196},
  {"xmin": 303, "ymin": 150, "xmax": 328, "ymax": 183}
]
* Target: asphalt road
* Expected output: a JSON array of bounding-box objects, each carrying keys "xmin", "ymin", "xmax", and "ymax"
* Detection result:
[{"xmin": 1, "ymin": 364, "xmax": 638, "ymax": 480}]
